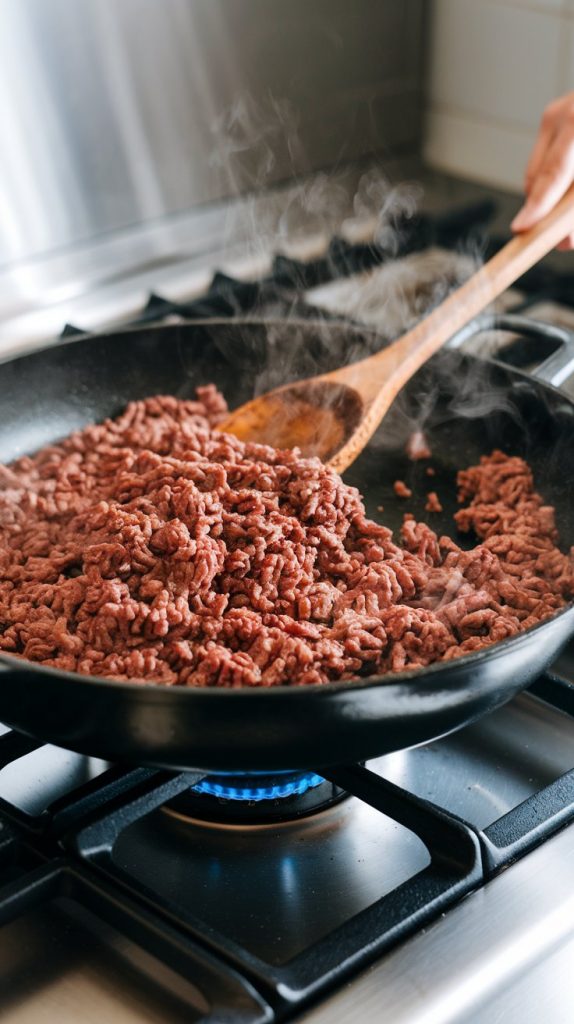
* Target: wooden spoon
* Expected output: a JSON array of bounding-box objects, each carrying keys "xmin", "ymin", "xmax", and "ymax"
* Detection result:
[{"xmin": 218, "ymin": 185, "xmax": 574, "ymax": 473}]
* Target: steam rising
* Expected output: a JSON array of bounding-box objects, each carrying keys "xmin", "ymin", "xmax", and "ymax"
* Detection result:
[
  {"xmin": 307, "ymin": 248, "xmax": 478, "ymax": 337},
  {"xmin": 347, "ymin": 167, "xmax": 422, "ymax": 256},
  {"xmin": 206, "ymin": 93, "xmax": 523, "ymax": 458},
  {"xmin": 208, "ymin": 92, "xmax": 424, "ymax": 271}
]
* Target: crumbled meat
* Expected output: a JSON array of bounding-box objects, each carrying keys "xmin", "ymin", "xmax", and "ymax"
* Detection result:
[
  {"xmin": 425, "ymin": 492, "xmax": 443, "ymax": 513},
  {"xmin": 406, "ymin": 430, "xmax": 432, "ymax": 460},
  {"xmin": 393, "ymin": 480, "xmax": 413, "ymax": 499},
  {"xmin": 0, "ymin": 396, "xmax": 571, "ymax": 687}
]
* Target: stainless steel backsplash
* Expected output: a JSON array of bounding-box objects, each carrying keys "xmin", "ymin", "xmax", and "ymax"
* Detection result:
[{"xmin": 1, "ymin": 0, "xmax": 425, "ymax": 266}]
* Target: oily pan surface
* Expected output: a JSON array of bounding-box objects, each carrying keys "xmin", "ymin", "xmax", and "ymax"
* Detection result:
[{"xmin": 0, "ymin": 386, "xmax": 572, "ymax": 688}]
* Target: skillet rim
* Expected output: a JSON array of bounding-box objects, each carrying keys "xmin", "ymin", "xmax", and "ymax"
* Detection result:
[{"xmin": 0, "ymin": 315, "xmax": 572, "ymax": 698}]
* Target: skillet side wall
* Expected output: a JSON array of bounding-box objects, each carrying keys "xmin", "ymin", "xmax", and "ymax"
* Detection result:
[
  {"xmin": 0, "ymin": 320, "xmax": 571, "ymax": 770},
  {"xmin": 0, "ymin": 605, "xmax": 573, "ymax": 770}
]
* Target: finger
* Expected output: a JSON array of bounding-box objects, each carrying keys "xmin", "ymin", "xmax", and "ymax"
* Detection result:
[
  {"xmin": 511, "ymin": 126, "xmax": 574, "ymax": 231},
  {"xmin": 524, "ymin": 118, "xmax": 559, "ymax": 193},
  {"xmin": 557, "ymin": 232, "xmax": 574, "ymax": 251}
]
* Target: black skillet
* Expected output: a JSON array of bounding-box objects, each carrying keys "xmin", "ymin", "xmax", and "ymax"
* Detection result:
[{"xmin": 0, "ymin": 315, "xmax": 572, "ymax": 770}]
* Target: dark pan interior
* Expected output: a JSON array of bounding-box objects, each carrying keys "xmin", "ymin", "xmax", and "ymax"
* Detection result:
[{"xmin": 0, "ymin": 318, "xmax": 572, "ymax": 770}]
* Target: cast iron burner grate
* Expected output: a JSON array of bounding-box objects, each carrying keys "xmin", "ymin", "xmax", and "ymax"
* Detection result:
[
  {"xmin": 59, "ymin": 199, "xmax": 500, "ymax": 337},
  {"xmin": 56, "ymin": 196, "xmax": 574, "ymax": 343}
]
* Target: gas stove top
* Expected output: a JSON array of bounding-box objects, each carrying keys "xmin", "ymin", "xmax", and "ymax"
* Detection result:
[
  {"xmin": 0, "ymin": 670, "xmax": 573, "ymax": 1022},
  {"xmin": 0, "ymin": 191, "xmax": 573, "ymax": 1022}
]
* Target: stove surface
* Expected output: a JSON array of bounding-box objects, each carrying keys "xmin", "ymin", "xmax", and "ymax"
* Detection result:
[
  {"xmin": 114, "ymin": 793, "xmax": 430, "ymax": 967},
  {"xmin": 1, "ymin": 898, "xmax": 212, "ymax": 1024},
  {"xmin": 0, "ymin": 676, "xmax": 572, "ymax": 1023}
]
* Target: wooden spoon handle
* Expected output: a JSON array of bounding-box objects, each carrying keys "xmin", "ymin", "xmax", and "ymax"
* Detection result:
[
  {"xmin": 326, "ymin": 184, "xmax": 574, "ymax": 473},
  {"xmin": 375, "ymin": 182, "xmax": 574, "ymax": 379}
]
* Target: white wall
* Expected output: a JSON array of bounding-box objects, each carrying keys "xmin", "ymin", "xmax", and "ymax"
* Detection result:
[{"xmin": 424, "ymin": 0, "xmax": 574, "ymax": 193}]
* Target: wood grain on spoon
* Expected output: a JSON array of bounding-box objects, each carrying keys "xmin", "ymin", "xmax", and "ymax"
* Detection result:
[{"xmin": 218, "ymin": 184, "xmax": 574, "ymax": 473}]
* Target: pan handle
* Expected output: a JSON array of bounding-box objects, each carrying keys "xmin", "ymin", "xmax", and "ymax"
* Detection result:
[
  {"xmin": 447, "ymin": 312, "xmax": 574, "ymax": 392},
  {"xmin": 532, "ymin": 336, "xmax": 574, "ymax": 389}
]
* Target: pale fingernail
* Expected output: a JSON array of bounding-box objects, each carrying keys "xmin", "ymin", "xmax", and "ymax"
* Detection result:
[
  {"xmin": 511, "ymin": 209, "xmax": 527, "ymax": 230},
  {"xmin": 511, "ymin": 198, "xmax": 536, "ymax": 229}
]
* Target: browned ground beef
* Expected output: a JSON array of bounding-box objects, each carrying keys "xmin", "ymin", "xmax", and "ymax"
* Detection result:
[
  {"xmin": 393, "ymin": 480, "xmax": 413, "ymax": 499},
  {"xmin": 425, "ymin": 491, "xmax": 443, "ymax": 513},
  {"xmin": 0, "ymin": 391, "xmax": 572, "ymax": 686}
]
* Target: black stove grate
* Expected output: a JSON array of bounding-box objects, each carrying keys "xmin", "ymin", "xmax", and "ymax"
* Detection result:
[
  {"xmin": 60, "ymin": 199, "xmax": 501, "ymax": 338},
  {"xmin": 0, "ymin": 728, "xmax": 154, "ymax": 838},
  {"xmin": 0, "ymin": 669, "xmax": 572, "ymax": 1021},
  {"xmin": 58, "ymin": 197, "xmax": 574, "ymax": 343}
]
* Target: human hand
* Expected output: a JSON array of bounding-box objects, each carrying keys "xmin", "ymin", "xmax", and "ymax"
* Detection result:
[{"xmin": 511, "ymin": 92, "xmax": 574, "ymax": 250}]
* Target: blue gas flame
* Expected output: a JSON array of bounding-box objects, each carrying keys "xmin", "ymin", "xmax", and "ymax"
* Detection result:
[{"xmin": 192, "ymin": 770, "xmax": 324, "ymax": 801}]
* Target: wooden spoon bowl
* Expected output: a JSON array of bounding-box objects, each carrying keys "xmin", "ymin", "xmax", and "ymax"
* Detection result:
[
  {"xmin": 218, "ymin": 184, "xmax": 574, "ymax": 473},
  {"xmin": 219, "ymin": 379, "xmax": 363, "ymax": 462}
]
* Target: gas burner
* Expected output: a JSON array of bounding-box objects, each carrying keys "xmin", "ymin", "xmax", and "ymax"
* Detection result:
[{"xmin": 165, "ymin": 770, "xmax": 347, "ymax": 825}]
